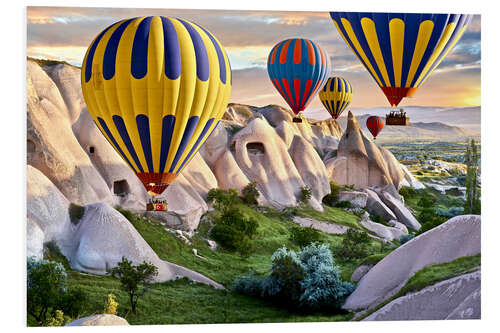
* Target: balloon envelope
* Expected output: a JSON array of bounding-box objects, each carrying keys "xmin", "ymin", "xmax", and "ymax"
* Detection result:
[
  {"xmin": 366, "ymin": 116, "xmax": 384, "ymax": 139},
  {"xmin": 330, "ymin": 12, "xmax": 473, "ymax": 107},
  {"xmin": 267, "ymin": 38, "xmax": 329, "ymax": 115},
  {"xmin": 81, "ymin": 16, "xmax": 232, "ymax": 195},
  {"xmin": 319, "ymin": 77, "xmax": 353, "ymax": 120}
]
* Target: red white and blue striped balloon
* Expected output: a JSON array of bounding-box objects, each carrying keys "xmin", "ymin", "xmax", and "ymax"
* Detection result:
[{"xmin": 267, "ymin": 38, "xmax": 329, "ymax": 116}]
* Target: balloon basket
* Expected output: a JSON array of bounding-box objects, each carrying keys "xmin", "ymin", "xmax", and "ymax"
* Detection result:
[
  {"xmin": 146, "ymin": 199, "xmax": 168, "ymax": 211},
  {"xmin": 292, "ymin": 117, "xmax": 302, "ymax": 123}
]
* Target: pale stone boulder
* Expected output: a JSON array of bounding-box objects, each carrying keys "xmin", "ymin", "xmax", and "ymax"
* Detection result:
[
  {"xmin": 231, "ymin": 118, "xmax": 306, "ymax": 209},
  {"xmin": 379, "ymin": 190, "xmax": 421, "ymax": 230},
  {"xmin": 351, "ymin": 264, "xmax": 373, "ymax": 283},
  {"xmin": 338, "ymin": 191, "xmax": 368, "ymax": 208},
  {"xmin": 360, "ymin": 215, "xmax": 406, "ymax": 242},
  {"xmin": 363, "ymin": 188, "xmax": 397, "ymax": 221},
  {"xmin": 292, "ymin": 217, "xmax": 349, "ymax": 235},
  {"xmin": 66, "ymin": 314, "xmax": 129, "ymax": 326},
  {"xmin": 388, "ymin": 220, "xmax": 409, "ymax": 234},
  {"xmin": 364, "ymin": 271, "xmax": 481, "ymax": 321},
  {"xmin": 343, "ymin": 215, "xmax": 481, "ymax": 311},
  {"xmin": 289, "ymin": 135, "xmax": 330, "ymax": 208},
  {"xmin": 27, "ymin": 60, "xmax": 113, "ymax": 206},
  {"xmin": 64, "ymin": 202, "xmax": 222, "ymax": 288},
  {"xmin": 27, "ymin": 218, "xmax": 45, "ymax": 260}
]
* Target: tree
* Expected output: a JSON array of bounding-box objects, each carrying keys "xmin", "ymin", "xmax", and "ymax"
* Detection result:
[
  {"xmin": 27, "ymin": 258, "xmax": 68, "ymax": 324},
  {"xmin": 207, "ymin": 188, "xmax": 239, "ymax": 213},
  {"xmin": 241, "ymin": 181, "xmax": 260, "ymax": 205},
  {"xmin": 464, "ymin": 139, "xmax": 481, "ymax": 214},
  {"xmin": 108, "ymin": 257, "xmax": 158, "ymax": 315}
]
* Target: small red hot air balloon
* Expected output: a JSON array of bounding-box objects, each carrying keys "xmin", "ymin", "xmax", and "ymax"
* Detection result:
[{"xmin": 366, "ymin": 116, "xmax": 384, "ymax": 139}]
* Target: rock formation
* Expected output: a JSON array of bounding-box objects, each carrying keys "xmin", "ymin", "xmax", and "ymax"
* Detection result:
[
  {"xmin": 66, "ymin": 314, "xmax": 130, "ymax": 326},
  {"xmin": 343, "ymin": 215, "xmax": 480, "ymax": 311},
  {"xmin": 364, "ymin": 270, "xmax": 480, "ymax": 321}
]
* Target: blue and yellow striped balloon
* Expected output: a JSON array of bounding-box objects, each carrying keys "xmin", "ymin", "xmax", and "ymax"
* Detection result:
[
  {"xmin": 81, "ymin": 16, "xmax": 232, "ymax": 195},
  {"xmin": 330, "ymin": 12, "xmax": 473, "ymax": 107},
  {"xmin": 318, "ymin": 77, "xmax": 353, "ymax": 119}
]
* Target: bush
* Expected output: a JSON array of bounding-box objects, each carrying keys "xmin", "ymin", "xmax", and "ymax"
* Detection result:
[
  {"xmin": 45, "ymin": 310, "xmax": 70, "ymax": 327},
  {"xmin": 436, "ymin": 206, "xmax": 464, "ymax": 218},
  {"xmin": 27, "ymin": 257, "xmax": 68, "ymax": 324},
  {"xmin": 232, "ymin": 244, "xmax": 354, "ymax": 311},
  {"xmin": 210, "ymin": 206, "xmax": 258, "ymax": 256},
  {"xmin": 445, "ymin": 187, "xmax": 462, "ymax": 197},
  {"xmin": 241, "ymin": 181, "xmax": 260, "ymax": 205},
  {"xmin": 69, "ymin": 203, "xmax": 85, "ymax": 225},
  {"xmin": 399, "ymin": 186, "xmax": 417, "ymax": 201},
  {"xmin": 104, "ymin": 294, "xmax": 118, "ymax": 315},
  {"xmin": 322, "ymin": 181, "xmax": 341, "ymax": 206},
  {"xmin": 300, "ymin": 186, "xmax": 312, "ymax": 203},
  {"xmin": 370, "ymin": 214, "xmax": 387, "ymax": 225},
  {"xmin": 417, "ymin": 196, "xmax": 435, "ymax": 208},
  {"xmin": 207, "ymin": 188, "xmax": 239, "ymax": 213},
  {"xmin": 335, "ymin": 200, "xmax": 353, "ymax": 209},
  {"xmin": 58, "ymin": 287, "xmax": 88, "ymax": 318},
  {"xmin": 399, "ymin": 234, "xmax": 414, "ymax": 245},
  {"xmin": 338, "ymin": 229, "xmax": 371, "ymax": 259},
  {"xmin": 116, "ymin": 206, "xmax": 134, "ymax": 222},
  {"xmin": 108, "ymin": 257, "xmax": 158, "ymax": 315},
  {"xmin": 290, "ymin": 226, "xmax": 322, "ymax": 247}
]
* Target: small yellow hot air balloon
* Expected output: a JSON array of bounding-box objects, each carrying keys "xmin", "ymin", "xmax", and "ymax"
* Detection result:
[
  {"xmin": 318, "ymin": 77, "xmax": 353, "ymax": 120},
  {"xmin": 81, "ymin": 16, "xmax": 231, "ymax": 209}
]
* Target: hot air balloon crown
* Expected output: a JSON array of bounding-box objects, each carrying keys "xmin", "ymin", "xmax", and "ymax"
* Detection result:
[
  {"xmin": 81, "ymin": 16, "xmax": 232, "ymax": 197},
  {"xmin": 267, "ymin": 38, "xmax": 330, "ymax": 116},
  {"xmin": 330, "ymin": 12, "xmax": 473, "ymax": 107}
]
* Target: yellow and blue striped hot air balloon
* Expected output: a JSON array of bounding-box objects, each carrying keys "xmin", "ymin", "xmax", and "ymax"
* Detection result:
[
  {"xmin": 318, "ymin": 77, "xmax": 353, "ymax": 120},
  {"xmin": 329, "ymin": 12, "xmax": 473, "ymax": 107},
  {"xmin": 81, "ymin": 16, "xmax": 231, "ymax": 197}
]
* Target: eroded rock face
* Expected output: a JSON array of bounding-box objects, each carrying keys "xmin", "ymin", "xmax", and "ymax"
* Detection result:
[
  {"xmin": 231, "ymin": 118, "xmax": 306, "ymax": 208},
  {"xmin": 213, "ymin": 150, "xmax": 250, "ymax": 193},
  {"xmin": 27, "ymin": 165, "xmax": 73, "ymax": 257},
  {"xmin": 364, "ymin": 188, "xmax": 397, "ymax": 221},
  {"xmin": 343, "ymin": 215, "xmax": 481, "ymax": 311},
  {"xmin": 27, "ymin": 60, "xmax": 113, "ymax": 206},
  {"xmin": 379, "ymin": 190, "xmax": 421, "ymax": 230},
  {"xmin": 326, "ymin": 112, "xmax": 405, "ymax": 189},
  {"xmin": 363, "ymin": 271, "xmax": 481, "ymax": 321},
  {"xmin": 351, "ymin": 264, "xmax": 373, "ymax": 283},
  {"xmin": 338, "ymin": 191, "xmax": 368, "ymax": 208},
  {"xmin": 360, "ymin": 214, "xmax": 406, "ymax": 242},
  {"xmin": 66, "ymin": 314, "xmax": 129, "ymax": 326}
]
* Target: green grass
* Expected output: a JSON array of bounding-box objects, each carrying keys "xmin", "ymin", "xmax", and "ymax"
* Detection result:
[
  {"xmin": 358, "ymin": 252, "xmax": 391, "ymax": 266},
  {"xmin": 356, "ymin": 254, "xmax": 481, "ymax": 320},
  {"xmin": 295, "ymin": 205, "xmax": 362, "ymax": 229}
]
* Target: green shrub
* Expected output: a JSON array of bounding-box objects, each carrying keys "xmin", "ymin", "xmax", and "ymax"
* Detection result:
[
  {"xmin": 116, "ymin": 206, "xmax": 134, "ymax": 222},
  {"xmin": 233, "ymin": 244, "xmax": 354, "ymax": 311},
  {"xmin": 210, "ymin": 206, "xmax": 258, "ymax": 256},
  {"xmin": 300, "ymin": 186, "xmax": 312, "ymax": 203},
  {"xmin": 399, "ymin": 186, "xmax": 417, "ymax": 201},
  {"xmin": 369, "ymin": 214, "xmax": 388, "ymax": 226},
  {"xmin": 337, "ymin": 229, "xmax": 371, "ymax": 259},
  {"xmin": 417, "ymin": 196, "xmax": 435, "ymax": 208},
  {"xmin": 436, "ymin": 206, "xmax": 464, "ymax": 218},
  {"xmin": 322, "ymin": 181, "xmax": 341, "ymax": 207},
  {"xmin": 445, "ymin": 187, "xmax": 462, "ymax": 197},
  {"xmin": 335, "ymin": 200, "xmax": 353, "ymax": 209},
  {"xmin": 399, "ymin": 234, "xmax": 414, "ymax": 245},
  {"xmin": 241, "ymin": 181, "xmax": 260, "ymax": 205},
  {"xmin": 207, "ymin": 188, "xmax": 239, "ymax": 213},
  {"xmin": 290, "ymin": 226, "xmax": 322, "ymax": 247},
  {"xmin": 68, "ymin": 203, "xmax": 85, "ymax": 225}
]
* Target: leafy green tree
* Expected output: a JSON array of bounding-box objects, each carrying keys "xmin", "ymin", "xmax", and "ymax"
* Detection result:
[
  {"xmin": 464, "ymin": 139, "xmax": 481, "ymax": 214},
  {"xmin": 207, "ymin": 188, "xmax": 239, "ymax": 213},
  {"xmin": 27, "ymin": 258, "xmax": 68, "ymax": 324},
  {"xmin": 290, "ymin": 226, "xmax": 322, "ymax": 248},
  {"xmin": 241, "ymin": 181, "xmax": 260, "ymax": 205},
  {"xmin": 108, "ymin": 257, "xmax": 158, "ymax": 315},
  {"xmin": 322, "ymin": 181, "xmax": 341, "ymax": 206},
  {"xmin": 338, "ymin": 229, "xmax": 371, "ymax": 259},
  {"xmin": 300, "ymin": 186, "xmax": 312, "ymax": 204}
]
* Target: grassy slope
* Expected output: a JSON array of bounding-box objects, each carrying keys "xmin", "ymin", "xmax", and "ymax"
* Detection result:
[{"xmin": 356, "ymin": 254, "xmax": 481, "ymax": 320}]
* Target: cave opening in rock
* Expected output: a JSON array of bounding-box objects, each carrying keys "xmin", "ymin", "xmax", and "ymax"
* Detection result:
[
  {"xmin": 113, "ymin": 180, "xmax": 130, "ymax": 197},
  {"xmin": 246, "ymin": 142, "xmax": 265, "ymax": 155},
  {"xmin": 27, "ymin": 139, "xmax": 36, "ymax": 153},
  {"xmin": 89, "ymin": 146, "xmax": 95, "ymax": 154}
]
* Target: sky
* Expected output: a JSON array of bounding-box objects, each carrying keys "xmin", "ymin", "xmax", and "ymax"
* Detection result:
[{"xmin": 27, "ymin": 6, "xmax": 481, "ymax": 119}]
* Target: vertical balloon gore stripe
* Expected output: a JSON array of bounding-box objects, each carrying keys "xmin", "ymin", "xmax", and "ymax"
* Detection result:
[
  {"xmin": 193, "ymin": 22, "xmax": 227, "ymax": 84},
  {"xmin": 294, "ymin": 79, "xmax": 301, "ymax": 108},
  {"xmin": 178, "ymin": 18, "xmax": 209, "ymax": 81},
  {"xmin": 85, "ymin": 23, "xmax": 115, "ymax": 82},
  {"xmin": 177, "ymin": 118, "xmax": 215, "ymax": 172},
  {"xmin": 305, "ymin": 39, "xmax": 316, "ymax": 65},
  {"xmin": 112, "ymin": 115, "xmax": 144, "ymax": 173},
  {"xmin": 103, "ymin": 18, "xmax": 134, "ymax": 80},
  {"xmin": 280, "ymin": 40, "xmax": 291, "ymax": 64},
  {"xmin": 293, "ymin": 39, "xmax": 302, "ymax": 64},
  {"xmin": 136, "ymin": 115, "xmax": 154, "ymax": 173},
  {"xmin": 159, "ymin": 115, "xmax": 176, "ymax": 174},
  {"xmin": 281, "ymin": 78, "xmax": 297, "ymax": 112},
  {"xmin": 131, "ymin": 16, "xmax": 153, "ymax": 79},
  {"xmin": 169, "ymin": 116, "xmax": 199, "ymax": 173},
  {"xmin": 161, "ymin": 17, "xmax": 181, "ymax": 80},
  {"xmin": 269, "ymin": 45, "xmax": 278, "ymax": 64},
  {"xmin": 96, "ymin": 117, "xmax": 136, "ymax": 173}
]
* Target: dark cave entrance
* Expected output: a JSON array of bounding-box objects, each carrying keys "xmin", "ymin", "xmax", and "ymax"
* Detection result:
[
  {"xmin": 113, "ymin": 180, "xmax": 130, "ymax": 197},
  {"xmin": 246, "ymin": 142, "xmax": 265, "ymax": 155}
]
